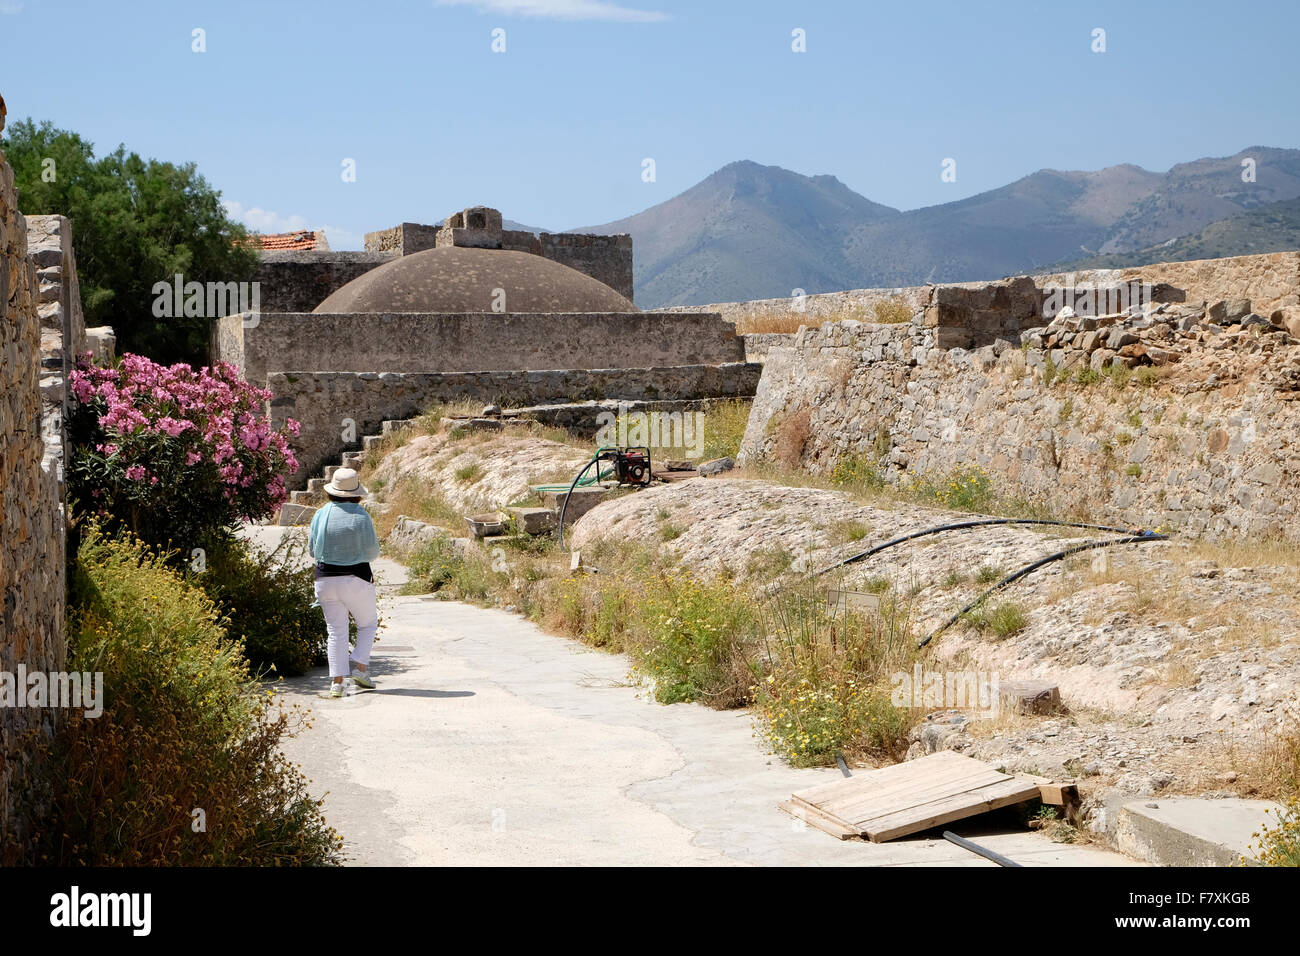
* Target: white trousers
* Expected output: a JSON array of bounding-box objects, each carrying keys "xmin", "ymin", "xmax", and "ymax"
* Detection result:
[{"xmin": 314, "ymin": 574, "xmax": 379, "ymax": 678}]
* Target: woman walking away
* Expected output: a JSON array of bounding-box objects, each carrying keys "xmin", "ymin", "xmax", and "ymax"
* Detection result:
[{"xmin": 308, "ymin": 468, "xmax": 381, "ymax": 698}]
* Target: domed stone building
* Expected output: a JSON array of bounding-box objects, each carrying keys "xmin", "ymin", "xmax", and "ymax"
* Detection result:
[{"xmin": 314, "ymin": 246, "xmax": 638, "ymax": 315}]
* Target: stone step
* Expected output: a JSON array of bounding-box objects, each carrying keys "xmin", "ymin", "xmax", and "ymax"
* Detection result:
[
  {"xmin": 382, "ymin": 419, "xmax": 415, "ymax": 435},
  {"xmin": 306, "ymin": 477, "xmax": 327, "ymax": 493},
  {"xmin": 507, "ymin": 506, "xmax": 557, "ymax": 535},
  {"xmin": 290, "ymin": 489, "xmax": 324, "ymax": 506},
  {"xmin": 1114, "ymin": 798, "xmax": 1284, "ymax": 866},
  {"xmin": 277, "ymin": 502, "xmax": 317, "ymax": 526},
  {"xmin": 536, "ymin": 485, "xmax": 616, "ymax": 524}
]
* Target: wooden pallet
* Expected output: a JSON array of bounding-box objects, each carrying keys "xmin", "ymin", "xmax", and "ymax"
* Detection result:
[{"xmin": 783, "ymin": 751, "xmax": 1045, "ymax": 843}]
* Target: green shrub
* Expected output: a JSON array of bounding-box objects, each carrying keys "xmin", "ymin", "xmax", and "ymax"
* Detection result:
[
  {"xmin": 197, "ymin": 535, "xmax": 326, "ymax": 676},
  {"xmin": 756, "ymin": 665, "xmax": 909, "ymax": 767},
  {"xmin": 18, "ymin": 529, "xmax": 342, "ymax": 865},
  {"xmin": 640, "ymin": 569, "xmax": 756, "ymax": 705},
  {"xmin": 909, "ymin": 465, "xmax": 995, "ymax": 512},
  {"xmin": 751, "ymin": 583, "xmax": 916, "ymax": 766},
  {"xmin": 829, "ymin": 454, "xmax": 886, "ymax": 490},
  {"xmin": 699, "ymin": 399, "xmax": 753, "ymax": 461},
  {"xmin": 1043, "ymin": 355, "xmax": 1059, "ymax": 386},
  {"xmin": 961, "ymin": 600, "xmax": 1029, "ymax": 638},
  {"xmin": 1105, "ymin": 361, "xmax": 1133, "ymax": 388},
  {"xmin": 401, "ymin": 537, "xmax": 502, "ymax": 602},
  {"xmin": 1251, "ymin": 797, "xmax": 1300, "ymax": 866}
]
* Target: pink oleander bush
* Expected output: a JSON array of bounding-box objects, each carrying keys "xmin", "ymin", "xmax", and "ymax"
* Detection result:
[{"xmin": 67, "ymin": 353, "xmax": 300, "ymax": 553}]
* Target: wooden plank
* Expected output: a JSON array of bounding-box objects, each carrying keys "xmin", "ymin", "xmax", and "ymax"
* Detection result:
[
  {"xmin": 1014, "ymin": 772, "xmax": 1078, "ymax": 807},
  {"xmin": 788, "ymin": 752, "xmax": 1046, "ymax": 843},
  {"xmin": 777, "ymin": 800, "xmax": 858, "ymax": 840},
  {"xmin": 807, "ymin": 761, "xmax": 1007, "ymax": 823},
  {"xmin": 865, "ymin": 777, "xmax": 1043, "ymax": 843},
  {"xmin": 795, "ymin": 751, "xmax": 972, "ymax": 805},
  {"xmin": 794, "ymin": 757, "xmax": 996, "ymax": 822},
  {"xmin": 806, "ymin": 767, "xmax": 1009, "ymax": 829},
  {"xmin": 1037, "ymin": 782, "xmax": 1079, "ymax": 807}
]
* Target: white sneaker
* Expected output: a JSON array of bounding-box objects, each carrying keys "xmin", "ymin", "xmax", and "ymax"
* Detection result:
[{"xmin": 350, "ymin": 668, "xmax": 376, "ymax": 690}]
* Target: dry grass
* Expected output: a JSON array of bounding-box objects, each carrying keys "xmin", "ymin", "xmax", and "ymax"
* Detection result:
[
  {"xmin": 733, "ymin": 300, "xmax": 914, "ymax": 335},
  {"xmin": 769, "ymin": 408, "xmax": 812, "ymax": 470},
  {"xmin": 734, "ymin": 311, "xmax": 811, "ymax": 334},
  {"xmin": 870, "ymin": 297, "xmax": 914, "ymax": 324}
]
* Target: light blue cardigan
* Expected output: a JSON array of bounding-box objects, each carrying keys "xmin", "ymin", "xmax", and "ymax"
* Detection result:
[{"xmin": 308, "ymin": 501, "xmax": 380, "ymax": 566}]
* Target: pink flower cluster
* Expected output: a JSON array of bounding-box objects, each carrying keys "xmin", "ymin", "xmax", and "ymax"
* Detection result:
[{"xmin": 69, "ymin": 353, "xmax": 300, "ymax": 516}]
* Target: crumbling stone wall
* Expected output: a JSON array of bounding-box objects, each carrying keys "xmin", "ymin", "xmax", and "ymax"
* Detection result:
[
  {"xmin": 666, "ymin": 252, "xmax": 1300, "ymax": 350},
  {"xmin": 659, "ymin": 278, "xmax": 1044, "ymax": 350},
  {"xmin": 1042, "ymin": 251, "xmax": 1300, "ymax": 322},
  {"xmin": 740, "ymin": 309, "xmax": 1300, "ymax": 541},
  {"xmin": 1, "ymin": 146, "xmax": 68, "ymax": 846},
  {"xmin": 271, "ymin": 362, "xmax": 762, "ymax": 483}
]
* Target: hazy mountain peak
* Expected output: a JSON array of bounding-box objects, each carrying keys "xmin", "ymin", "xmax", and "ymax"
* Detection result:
[{"xmin": 571, "ymin": 148, "xmax": 1300, "ymax": 307}]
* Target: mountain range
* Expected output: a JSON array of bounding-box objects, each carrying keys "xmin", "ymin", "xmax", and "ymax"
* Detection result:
[{"xmin": 563, "ymin": 148, "xmax": 1300, "ymax": 307}]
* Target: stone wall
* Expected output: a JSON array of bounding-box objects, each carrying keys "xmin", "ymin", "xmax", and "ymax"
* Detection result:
[
  {"xmin": 739, "ymin": 315, "xmax": 1300, "ymax": 542},
  {"xmin": 537, "ymin": 233, "xmax": 634, "ymax": 303},
  {"xmin": 658, "ymin": 277, "xmax": 1044, "ymax": 350},
  {"xmin": 662, "ymin": 251, "xmax": 1300, "ymax": 348},
  {"xmin": 271, "ymin": 362, "xmax": 762, "ymax": 483},
  {"xmin": 362, "ymin": 223, "xmax": 440, "ymax": 256},
  {"xmin": 215, "ymin": 310, "xmax": 746, "ymax": 386},
  {"xmin": 1041, "ymin": 251, "xmax": 1300, "ymax": 321},
  {"xmin": 26, "ymin": 215, "xmax": 86, "ymax": 490},
  {"xmin": 655, "ymin": 283, "xmax": 934, "ymax": 325},
  {"xmin": 254, "ymin": 250, "xmax": 398, "ymax": 314},
  {"xmin": 1, "ymin": 145, "xmax": 68, "ymax": 847}
]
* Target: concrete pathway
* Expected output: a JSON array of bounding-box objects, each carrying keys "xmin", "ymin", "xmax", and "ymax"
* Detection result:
[{"xmin": 246, "ymin": 526, "xmax": 1137, "ymax": 866}]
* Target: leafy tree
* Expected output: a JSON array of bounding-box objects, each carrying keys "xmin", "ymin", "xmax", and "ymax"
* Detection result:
[{"xmin": 2, "ymin": 118, "xmax": 259, "ymax": 364}]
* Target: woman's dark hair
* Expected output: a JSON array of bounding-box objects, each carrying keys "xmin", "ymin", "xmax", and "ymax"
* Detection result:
[{"xmin": 326, "ymin": 493, "xmax": 363, "ymax": 503}]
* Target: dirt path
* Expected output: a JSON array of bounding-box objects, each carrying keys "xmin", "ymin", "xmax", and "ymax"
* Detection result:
[{"xmin": 246, "ymin": 526, "xmax": 1137, "ymax": 866}]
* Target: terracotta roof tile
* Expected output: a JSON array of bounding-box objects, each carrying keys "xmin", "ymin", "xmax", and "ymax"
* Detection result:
[{"xmin": 244, "ymin": 230, "xmax": 326, "ymax": 251}]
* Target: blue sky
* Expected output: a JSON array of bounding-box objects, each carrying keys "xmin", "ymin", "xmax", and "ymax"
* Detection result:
[{"xmin": 2, "ymin": 0, "xmax": 1297, "ymax": 248}]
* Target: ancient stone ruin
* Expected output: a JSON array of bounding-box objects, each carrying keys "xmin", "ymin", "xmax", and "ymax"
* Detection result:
[{"xmin": 212, "ymin": 207, "xmax": 760, "ymax": 516}]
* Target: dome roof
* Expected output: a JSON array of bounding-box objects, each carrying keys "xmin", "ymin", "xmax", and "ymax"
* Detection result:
[{"xmin": 313, "ymin": 246, "xmax": 638, "ymax": 314}]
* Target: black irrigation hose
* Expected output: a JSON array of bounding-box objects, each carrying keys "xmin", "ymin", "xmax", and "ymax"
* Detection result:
[
  {"xmin": 556, "ymin": 453, "xmax": 621, "ymax": 551},
  {"xmin": 556, "ymin": 455, "xmax": 600, "ymax": 552},
  {"xmin": 943, "ymin": 831, "xmax": 1023, "ymax": 867},
  {"xmin": 812, "ymin": 517, "xmax": 1144, "ymax": 578},
  {"xmin": 918, "ymin": 531, "xmax": 1169, "ymax": 648}
]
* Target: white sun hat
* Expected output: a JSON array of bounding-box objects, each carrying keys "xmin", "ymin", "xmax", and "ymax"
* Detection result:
[{"xmin": 323, "ymin": 467, "xmax": 368, "ymax": 499}]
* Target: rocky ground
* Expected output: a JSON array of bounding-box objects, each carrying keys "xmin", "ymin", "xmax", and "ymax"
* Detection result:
[
  {"xmin": 570, "ymin": 474, "xmax": 1300, "ymax": 831},
  {"xmin": 368, "ymin": 425, "xmax": 591, "ymax": 516}
]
